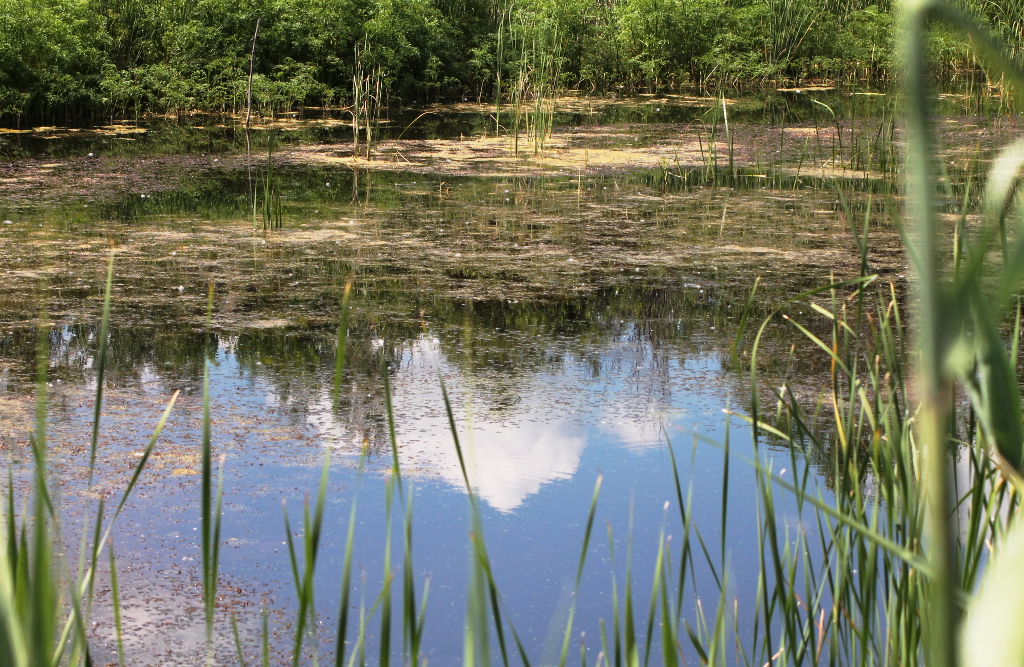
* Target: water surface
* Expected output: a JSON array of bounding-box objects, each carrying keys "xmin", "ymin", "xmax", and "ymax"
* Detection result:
[{"xmin": 0, "ymin": 90, "xmax": 932, "ymax": 664}]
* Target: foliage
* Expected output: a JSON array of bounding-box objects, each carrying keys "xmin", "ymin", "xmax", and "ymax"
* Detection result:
[{"xmin": 0, "ymin": 0, "xmax": 1021, "ymax": 122}]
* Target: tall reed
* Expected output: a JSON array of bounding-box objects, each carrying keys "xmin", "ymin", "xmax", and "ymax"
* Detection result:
[{"xmin": 201, "ymin": 282, "xmax": 226, "ymax": 665}]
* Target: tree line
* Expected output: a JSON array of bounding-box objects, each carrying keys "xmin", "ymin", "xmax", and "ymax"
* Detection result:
[{"xmin": 0, "ymin": 0, "xmax": 1017, "ymax": 125}]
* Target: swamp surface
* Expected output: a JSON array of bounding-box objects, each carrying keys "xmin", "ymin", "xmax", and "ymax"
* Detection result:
[{"xmin": 0, "ymin": 88, "xmax": 1007, "ymax": 665}]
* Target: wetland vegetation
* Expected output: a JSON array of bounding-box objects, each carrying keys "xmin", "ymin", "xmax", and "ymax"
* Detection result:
[
  {"xmin": 7, "ymin": 0, "xmax": 1024, "ymax": 665},
  {"xmin": 0, "ymin": 0, "xmax": 1022, "ymax": 124}
]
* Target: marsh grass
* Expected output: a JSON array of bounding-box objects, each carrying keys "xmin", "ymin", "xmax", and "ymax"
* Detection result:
[
  {"xmin": 11, "ymin": 1, "xmax": 1024, "ymax": 665},
  {"xmin": 351, "ymin": 48, "xmax": 386, "ymax": 162},
  {"xmin": 201, "ymin": 282, "xmax": 226, "ymax": 665},
  {"xmin": 257, "ymin": 133, "xmax": 284, "ymax": 230},
  {"xmin": 498, "ymin": 0, "xmax": 563, "ymax": 156},
  {"xmin": 0, "ymin": 255, "xmax": 178, "ymax": 667}
]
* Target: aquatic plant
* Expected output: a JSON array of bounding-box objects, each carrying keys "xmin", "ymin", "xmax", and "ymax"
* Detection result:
[
  {"xmin": 0, "ymin": 0, "xmax": 1012, "ymax": 125},
  {"xmin": 256, "ymin": 132, "xmax": 284, "ymax": 230},
  {"xmin": 10, "ymin": 2, "xmax": 1024, "ymax": 666},
  {"xmin": 0, "ymin": 259, "xmax": 178, "ymax": 667}
]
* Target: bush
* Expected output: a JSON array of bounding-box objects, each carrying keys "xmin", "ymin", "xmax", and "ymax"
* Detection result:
[{"xmin": 2, "ymin": 0, "xmax": 1022, "ymax": 123}]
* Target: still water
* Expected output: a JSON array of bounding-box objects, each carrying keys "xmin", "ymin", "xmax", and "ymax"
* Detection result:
[{"xmin": 0, "ymin": 90, "xmax": 944, "ymax": 664}]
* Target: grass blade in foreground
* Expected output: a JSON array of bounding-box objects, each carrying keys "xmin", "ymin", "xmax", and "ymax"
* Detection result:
[
  {"xmin": 201, "ymin": 282, "xmax": 224, "ymax": 665},
  {"xmin": 88, "ymin": 252, "xmax": 115, "ymax": 486}
]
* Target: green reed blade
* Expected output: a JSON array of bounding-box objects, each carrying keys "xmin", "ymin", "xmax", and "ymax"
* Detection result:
[
  {"xmin": 414, "ymin": 578, "xmax": 429, "ymax": 667},
  {"xmin": 557, "ymin": 475, "xmax": 602, "ymax": 667},
  {"xmin": 31, "ymin": 306, "xmax": 53, "ymax": 518},
  {"xmin": 108, "ymin": 539, "xmax": 125, "ymax": 667},
  {"xmin": 681, "ymin": 619, "xmax": 708, "ymax": 665},
  {"xmin": 282, "ymin": 501, "xmax": 301, "ymax": 604},
  {"xmin": 212, "ymin": 455, "xmax": 226, "ymax": 653},
  {"xmin": 335, "ymin": 496, "xmax": 359, "ymax": 667},
  {"xmin": 439, "ymin": 373, "xmax": 523, "ymax": 667},
  {"xmin": 1012, "ymin": 298, "xmax": 1022, "ymax": 366},
  {"xmin": 657, "ymin": 536, "xmax": 679, "ymax": 667},
  {"xmin": 903, "ymin": 3, "xmax": 969, "ymax": 664},
  {"xmin": 291, "ymin": 452, "xmax": 331, "ymax": 667},
  {"xmin": 698, "ymin": 428, "xmax": 932, "ymax": 573},
  {"xmin": 747, "ymin": 275, "xmax": 876, "ymax": 424},
  {"xmin": 439, "ymin": 375, "xmax": 473, "ymax": 498},
  {"xmin": 380, "ymin": 482, "xmax": 394, "ymax": 667},
  {"xmin": 729, "ymin": 278, "xmax": 760, "ymax": 368},
  {"xmin": 964, "ymin": 294, "xmax": 1024, "ymax": 470},
  {"xmin": 81, "ymin": 494, "xmax": 109, "ymax": 635},
  {"xmin": 262, "ymin": 606, "xmax": 270, "ymax": 667},
  {"xmin": 114, "ymin": 391, "xmax": 179, "ymax": 516},
  {"xmin": 402, "ymin": 491, "xmax": 416, "ymax": 665},
  {"xmin": 334, "ymin": 450, "xmax": 364, "ymax": 667},
  {"xmin": 49, "ymin": 385, "xmax": 177, "ymax": 666},
  {"xmin": 88, "ymin": 252, "xmax": 115, "ymax": 487},
  {"xmin": 231, "ymin": 609, "xmax": 246, "ymax": 667},
  {"xmin": 0, "ymin": 525, "xmax": 27, "ymax": 667},
  {"xmin": 381, "ymin": 352, "xmax": 402, "ymax": 495},
  {"xmin": 200, "ymin": 282, "xmax": 221, "ymax": 665},
  {"xmin": 721, "ymin": 409, "xmax": 730, "ymax": 570}
]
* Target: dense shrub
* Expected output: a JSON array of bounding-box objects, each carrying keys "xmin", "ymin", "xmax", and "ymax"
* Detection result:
[{"xmin": 0, "ymin": 0, "xmax": 1017, "ymax": 124}]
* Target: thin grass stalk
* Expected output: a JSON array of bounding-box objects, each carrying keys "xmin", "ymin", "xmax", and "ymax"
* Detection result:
[
  {"xmin": 623, "ymin": 505, "xmax": 638, "ymax": 667},
  {"xmin": 48, "ymin": 389, "xmax": 177, "ymax": 666},
  {"xmin": 284, "ymin": 452, "xmax": 330, "ymax": 666},
  {"xmin": 439, "ymin": 375, "xmax": 531, "ymax": 667},
  {"xmin": 201, "ymin": 282, "xmax": 224, "ymax": 665},
  {"xmin": 31, "ymin": 305, "xmax": 52, "ymax": 519},
  {"xmin": 262, "ymin": 606, "xmax": 270, "ymax": 667},
  {"xmin": 30, "ymin": 313, "xmax": 56, "ymax": 667},
  {"xmin": 604, "ymin": 523, "xmax": 622, "ymax": 667},
  {"xmin": 556, "ymin": 476, "xmax": 602, "ymax": 667},
  {"xmin": 334, "ymin": 489, "xmax": 360, "ymax": 667},
  {"xmin": 245, "ymin": 18, "xmax": 260, "ymax": 128},
  {"xmin": 331, "ymin": 285, "xmax": 360, "ymax": 667},
  {"xmin": 656, "ymin": 531, "xmax": 679, "ymax": 667},
  {"xmin": 729, "ymin": 278, "xmax": 760, "ymax": 368},
  {"xmin": 720, "ymin": 409, "xmax": 730, "ymax": 571},
  {"xmin": 231, "ymin": 610, "xmax": 246, "ymax": 667},
  {"xmin": 381, "ymin": 353, "xmax": 403, "ymax": 495},
  {"xmin": 378, "ymin": 353, "xmax": 403, "ymax": 667},
  {"xmin": 662, "ymin": 434, "xmax": 693, "ymax": 622},
  {"xmin": 88, "ymin": 253, "xmax": 114, "ymax": 486},
  {"xmin": 401, "ymin": 490, "xmax": 428, "ymax": 667}
]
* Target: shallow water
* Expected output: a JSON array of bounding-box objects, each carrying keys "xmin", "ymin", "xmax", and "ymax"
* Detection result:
[{"xmin": 0, "ymin": 88, "xmax": 963, "ymax": 664}]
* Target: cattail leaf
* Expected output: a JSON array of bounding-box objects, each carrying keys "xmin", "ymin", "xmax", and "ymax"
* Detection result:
[
  {"xmin": 984, "ymin": 137, "xmax": 1024, "ymax": 235},
  {"xmin": 961, "ymin": 517, "xmax": 1024, "ymax": 667},
  {"xmin": 966, "ymin": 298, "xmax": 1024, "ymax": 471},
  {"xmin": 984, "ymin": 139, "xmax": 1024, "ymax": 307}
]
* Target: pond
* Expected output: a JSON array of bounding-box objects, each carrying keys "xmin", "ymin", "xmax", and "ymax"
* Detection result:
[{"xmin": 0, "ymin": 88, "xmax": 999, "ymax": 665}]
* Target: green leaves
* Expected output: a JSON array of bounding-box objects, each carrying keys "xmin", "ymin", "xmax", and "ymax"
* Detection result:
[
  {"xmin": 894, "ymin": 0, "xmax": 1024, "ymax": 477},
  {"xmin": 965, "ymin": 295, "xmax": 1024, "ymax": 471},
  {"xmin": 960, "ymin": 517, "xmax": 1024, "ymax": 667}
]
